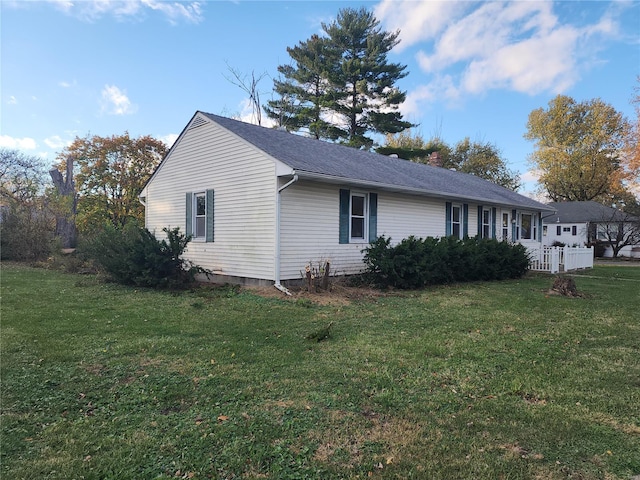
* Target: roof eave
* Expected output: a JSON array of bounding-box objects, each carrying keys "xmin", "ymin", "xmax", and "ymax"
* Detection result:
[{"xmin": 290, "ymin": 170, "xmax": 554, "ymax": 212}]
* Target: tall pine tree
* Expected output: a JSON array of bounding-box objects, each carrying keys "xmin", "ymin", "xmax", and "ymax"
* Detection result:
[
  {"xmin": 323, "ymin": 7, "xmax": 412, "ymax": 148},
  {"xmin": 264, "ymin": 35, "xmax": 339, "ymax": 140},
  {"xmin": 265, "ymin": 7, "xmax": 413, "ymax": 148}
]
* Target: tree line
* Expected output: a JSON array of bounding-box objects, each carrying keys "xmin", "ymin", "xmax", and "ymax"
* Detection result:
[{"xmin": 1, "ymin": 7, "xmax": 638, "ymax": 263}]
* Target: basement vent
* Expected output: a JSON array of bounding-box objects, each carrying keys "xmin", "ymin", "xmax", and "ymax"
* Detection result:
[{"xmin": 188, "ymin": 116, "xmax": 207, "ymax": 130}]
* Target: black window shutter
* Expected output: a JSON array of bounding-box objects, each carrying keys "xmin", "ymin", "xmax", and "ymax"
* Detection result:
[
  {"xmin": 185, "ymin": 192, "xmax": 193, "ymax": 236},
  {"xmin": 368, "ymin": 193, "xmax": 378, "ymax": 242},
  {"xmin": 206, "ymin": 189, "xmax": 214, "ymax": 242},
  {"xmin": 339, "ymin": 189, "xmax": 350, "ymax": 244},
  {"xmin": 491, "ymin": 207, "xmax": 497, "ymax": 239},
  {"xmin": 463, "ymin": 203, "xmax": 469, "ymax": 237},
  {"xmin": 445, "ymin": 202, "xmax": 452, "ymax": 236}
]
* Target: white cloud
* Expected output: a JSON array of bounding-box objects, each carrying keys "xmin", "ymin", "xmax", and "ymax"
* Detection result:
[
  {"xmin": 520, "ymin": 169, "xmax": 541, "ymax": 184},
  {"xmin": 374, "ymin": 0, "xmax": 467, "ymax": 52},
  {"xmin": 376, "ymin": 1, "xmax": 621, "ymax": 109},
  {"xmin": 237, "ymin": 98, "xmax": 275, "ymax": 127},
  {"xmin": 58, "ymin": 80, "xmax": 77, "ymax": 88},
  {"xmin": 44, "ymin": 135, "xmax": 71, "ymax": 150},
  {"xmin": 7, "ymin": 95, "xmax": 18, "ymax": 105},
  {"xmin": 0, "ymin": 135, "xmax": 37, "ymax": 150},
  {"xmin": 159, "ymin": 133, "xmax": 179, "ymax": 148},
  {"xmin": 140, "ymin": 0, "xmax": 203, "ymax": 25},
  {"xmin": 100, "ymin": 84, "xmax": 137, "ymax": 115},
  {"xmin": 401, "ymin": 75, "xmax": 461, "ymax": 117},
  {"xmin": 45, "ymin": 0, "xmax": 203, "ymax": 24},
  {"xmin": 460, "ymin": 26, "xmax": 580, "ymax": 95}
]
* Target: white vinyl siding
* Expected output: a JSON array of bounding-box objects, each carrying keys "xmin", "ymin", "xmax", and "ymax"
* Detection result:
[
  {"xmin": 377, "ymin": 193, "xmax": 444, "ymax": 240},
  {"xmin": 144, "ymin": 115, "xmax": 277, "ymax": 280},
  {"xmin": 279, "ymin": 184, "xmax": 449, "ymax": 280}
]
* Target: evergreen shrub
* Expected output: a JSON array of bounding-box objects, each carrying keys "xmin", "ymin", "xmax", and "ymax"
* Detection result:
[
  {"xmin": 83, "ymin": 223, "xmax": 209, "ymax": 288},
  {"xmin": 362, "ymin": 235, "xmax": 530, "ymax": 289}
]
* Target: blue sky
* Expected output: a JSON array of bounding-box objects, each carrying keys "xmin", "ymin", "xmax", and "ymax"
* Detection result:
[{"xmin": 1, "ymin": 0, "xmax": 638, "ymax": 198}]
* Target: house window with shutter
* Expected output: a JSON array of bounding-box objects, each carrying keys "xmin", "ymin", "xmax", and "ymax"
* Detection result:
[
  {"xmin": 186, "ymin": 189, "xmax": 214, "ymax": 242},
  {"xmin": 449, "ymin": 204, "xmax": 462, "ymax": 239},
  {"xmin": 194, "ymin": 192, "xmax": 206, "ymax": 238},
  {"xmin": 482, "ymin": 208, "xmax": 491, "ymax": 238},
  {"xmin": 446, "ymin": 202, "xmax": 467, "ymax": 239},
  {"xmin": 503, "ymin": 213, "xmax": 510, "ymax": 240},
  {"xmin": 350, "ymin": 193, "xmax": 366, "ymax": 240},
  {"xmin": 339, "ymin": 189, "xmax": 377, "ymax": 244}
]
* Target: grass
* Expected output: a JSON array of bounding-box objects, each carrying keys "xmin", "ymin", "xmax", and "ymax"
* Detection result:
[{"xmin": 1, "ymin": 263, "xmax": 639, "ymax": 479}]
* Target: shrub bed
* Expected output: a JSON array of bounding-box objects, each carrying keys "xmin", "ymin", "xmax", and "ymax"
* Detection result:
[
  {"xmin": 83, "ymin": 223, "xmax": 209, "ymax": 288},
  {"xmin": 362, "ymin": 235, "xmax": 530, "ymax": 289}
]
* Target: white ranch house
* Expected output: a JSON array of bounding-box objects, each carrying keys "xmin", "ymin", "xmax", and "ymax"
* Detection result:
[
  {"xmin": 141, "ymin": 112, "xmax": 557, "ymax": 287},
  {"xmin": 543, "ymin": 201, "xmax": 640, "ymax": 258}
]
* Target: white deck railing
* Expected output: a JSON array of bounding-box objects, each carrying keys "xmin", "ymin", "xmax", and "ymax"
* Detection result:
[{"xmin": 528, "ymin": 246, "xmax": 594, "ymax": 274}]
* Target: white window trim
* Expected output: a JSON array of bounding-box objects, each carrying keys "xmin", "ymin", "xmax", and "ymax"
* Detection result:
[
  {"xmin": 502, "ymin": 212, "xmax": 510, "ymax": 241},
  {"xmin": 482, "ymin": 208, "xmax": 492, "ymax": 239},
  {"xmin": 193, "ymin": 191, "xmax": 206, "ymax": 241},
  {"xmin": 350, "ymin": 192, "xmax": 368, "ymax": 242},
  {"xmin": 451, "ymin": 204, "xmax": 462, "ymax": 239}
]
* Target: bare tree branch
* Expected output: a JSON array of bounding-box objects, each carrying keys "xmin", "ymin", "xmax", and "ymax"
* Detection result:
[{"xmin": 223, "ymin": 62, "xmax": 268, "ymax": 126}]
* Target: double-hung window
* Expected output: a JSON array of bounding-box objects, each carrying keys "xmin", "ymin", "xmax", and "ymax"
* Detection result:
[
  {"xmin": 339, "ymin": 189, "xmax": 377, "ymax": 244},
  {"xmin": 194, "ymin": 192, "xmax": 206, "ymax": 238},
  {"xmin": 502, "ymin": 213, "xmax": 510, "ymax": 240},
  {"xmin": 350, "ymin": 193, "xmax": 367, "ymax": 241},
  {"xmin": 186, "ymin": 189, "xmax": 214, "ymax": 242},
  {"xmin": 446, "ymin": 202, "xmax": 467, "ymax": 239},
  {"xmin": 482, "ymin": 208, "xmax": 491, "ymax": 238},
  {"xmin": 451, "ymin": 204, "xmax": 462, "ymax": 239}
]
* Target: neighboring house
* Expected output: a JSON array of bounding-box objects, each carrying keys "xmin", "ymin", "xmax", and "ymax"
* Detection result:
[
  {"xmin": 141, "ymin": 111, "xmax": 554, "ymax": 286},
  {"xmin": 543, "ymin": 201, "xmax": 640, "ymax": 258}
]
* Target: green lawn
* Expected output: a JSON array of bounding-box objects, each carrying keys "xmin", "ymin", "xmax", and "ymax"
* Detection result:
[{"xmin": 1, "ymin": 264, "xmax": 639, "ymax": 479}]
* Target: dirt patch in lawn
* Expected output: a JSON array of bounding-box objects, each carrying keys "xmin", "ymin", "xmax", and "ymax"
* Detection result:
[{"xmin": 243, "ymin": 282, "xmax": 396, "ymax": 306}]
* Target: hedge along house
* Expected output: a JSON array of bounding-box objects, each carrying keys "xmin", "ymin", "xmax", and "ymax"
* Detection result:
[{"xmin": 140, "ymin": 111, "xmax": 554, "ymax": 288}]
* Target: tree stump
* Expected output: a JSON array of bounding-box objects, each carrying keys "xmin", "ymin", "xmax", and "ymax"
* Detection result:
[
  {"xmin": 49, "ymin": 155, "xmax": 77, "ymax": 249},
  {"xmin": 321, "ymin": 261, "xmax": 331, "ymax": 291},
  {"xmin": 551, "ymin": 276, "xmax": 580, "ymax": 297}
]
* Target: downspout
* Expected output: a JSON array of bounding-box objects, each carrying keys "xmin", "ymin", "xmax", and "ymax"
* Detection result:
[
  {"xmin": 274, "ymin": 174, "xmax": 299, "ymax": 295},
  {"xmin": 139, "ymin": 195, "xmax": 147, "ymax": 229}
]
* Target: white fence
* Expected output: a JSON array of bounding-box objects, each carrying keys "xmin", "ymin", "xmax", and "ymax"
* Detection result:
[{"xmin": 529, "ymin": 246, "xmax": 594, "ymax": 274}]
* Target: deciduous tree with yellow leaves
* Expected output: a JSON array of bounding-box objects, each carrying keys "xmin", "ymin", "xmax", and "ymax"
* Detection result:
[{"xmin": 525, "ymin": 95, "xmax": 634, "ymax": 207}]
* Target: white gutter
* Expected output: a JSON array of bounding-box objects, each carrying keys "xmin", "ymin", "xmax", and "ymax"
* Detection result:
[
  {"xmin": 274, "ymin": 174, "xmax": 299, "ymax": 295},
  {"xmin": 293, "ymin": 170, "xmax": 556, "ymax": 213}
]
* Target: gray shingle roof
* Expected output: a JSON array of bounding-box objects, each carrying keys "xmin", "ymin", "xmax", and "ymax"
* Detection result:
[
  {"xmin": 547, "ymin": 201, "xmax": 636, "ymax": 223},
  {"xmin": 201, "ymin": 112, "xmax": 553, "ymax": 211}
]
